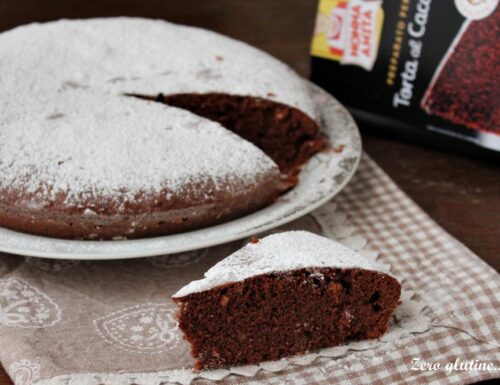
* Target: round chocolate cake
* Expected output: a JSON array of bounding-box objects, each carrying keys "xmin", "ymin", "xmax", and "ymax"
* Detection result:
[
  {"xmin": 0, "ymin": 18, "xmax": 325, "ymax": 239},
  {"xmin": 172, "ymin": 231, "xmax": 401, "ymax": 369}
]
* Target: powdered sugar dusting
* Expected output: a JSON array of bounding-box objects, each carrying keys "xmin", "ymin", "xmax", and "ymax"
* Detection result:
[
  {"xmin": 0, "ymin": 91, "xmax": 277, "ymax": 205},
  {"xmin": 0, "ymin": 18, "xmax": 314, "ymax": 115},
  {"xmin": 173, "ymin": 231, "xmax": 391, "ymax": 297},
  {"xmin": 0, "ymin": 17, "xmax": 316, "ymax": 207}
]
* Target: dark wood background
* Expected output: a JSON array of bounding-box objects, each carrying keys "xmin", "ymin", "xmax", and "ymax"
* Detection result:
[{"xmin": 0, "ymin": 1, "xmax": 498, "ymax": 384}]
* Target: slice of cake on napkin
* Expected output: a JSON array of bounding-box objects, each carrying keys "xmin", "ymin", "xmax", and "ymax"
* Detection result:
[{"xmin": 172, "ymin": 231, "xmax": 401, "ymax": 369}]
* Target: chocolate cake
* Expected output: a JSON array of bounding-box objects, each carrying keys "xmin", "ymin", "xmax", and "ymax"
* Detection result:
[
  {"xmin": 421, "ymin": 7, "xmax": 500, "ymax": 133},
  {"xmin": 0, "ymin": 18, "xmax": 325, "ymax": 239},
  {"xmin": 172, "ymin": 231, "xmax": 401, "ymax": 369}
]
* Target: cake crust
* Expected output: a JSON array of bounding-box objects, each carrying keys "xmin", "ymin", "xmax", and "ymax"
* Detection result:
[{"xmin": 0, "ymin": 172, "xmax": 281, "ymax": 239}]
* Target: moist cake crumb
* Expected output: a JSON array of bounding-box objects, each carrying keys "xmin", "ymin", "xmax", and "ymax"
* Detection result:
[{"xmin": 172, "ymin": 231, "xmax": 401, "ymax": 369}]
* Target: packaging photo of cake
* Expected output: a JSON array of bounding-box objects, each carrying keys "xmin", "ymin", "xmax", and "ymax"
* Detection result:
[
  {"xmin": 0, "ymin": 1, "xmax": 498, "ymax": 385},
  {"xmin": 421, "ymin": 7, "xmax": 499, "ymax": 140},
  {"xmin": 311, "ymin": 0, "xmax": 500, "ymax": 155}
]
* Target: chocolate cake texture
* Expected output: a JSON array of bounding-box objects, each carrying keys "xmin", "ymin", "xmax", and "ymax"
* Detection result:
[
  {"xmin": 173, "ymin": 231, "xmax": 401, "ymax": 369},
  {"xmin": 421, "ymin": 7, "xmax": 500, "ymax": 133}
]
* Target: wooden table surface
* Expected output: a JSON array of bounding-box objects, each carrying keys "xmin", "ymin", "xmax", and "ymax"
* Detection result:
[{"xmin": 0, "ymin": 1, "xmax": 498, "ymax": 384}]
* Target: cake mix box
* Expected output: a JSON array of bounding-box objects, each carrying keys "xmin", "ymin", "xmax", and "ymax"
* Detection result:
[{"xmin": 310, "ymin": 0, "xmax": 500, "ymax": 155}]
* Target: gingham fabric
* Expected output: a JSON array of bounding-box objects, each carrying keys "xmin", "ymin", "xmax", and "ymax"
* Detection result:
[
  {"xmin": 0, "ymin": 155, "xmax": 499, "ymax": 385},
  {"xmin": 199, "ymin": 155, "xmax": 500, "ymax": 385},
  {"xmin": 199, "ymin": 154, "xmax": 499, "ymax": 385}
]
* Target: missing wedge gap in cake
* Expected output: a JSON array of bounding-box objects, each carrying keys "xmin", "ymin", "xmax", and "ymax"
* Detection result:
[{"xmin": 125, "ymin": 92, "xmax": 328, "ymax": 178}]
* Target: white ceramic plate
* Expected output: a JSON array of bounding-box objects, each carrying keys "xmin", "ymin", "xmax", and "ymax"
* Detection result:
[{"xmin": 0, "ymin": 83, "xmax": 362, "ymax": 260}]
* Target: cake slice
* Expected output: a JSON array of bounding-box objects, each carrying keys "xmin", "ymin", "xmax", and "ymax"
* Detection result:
[{"xmin": 172, "ymin": 231, "xmax": 401, "ymax": 369}]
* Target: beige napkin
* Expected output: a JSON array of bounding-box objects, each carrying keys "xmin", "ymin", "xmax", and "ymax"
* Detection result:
[{"xmin": 0, "ymin": 155, "xmax": 499, "ymax": 385}]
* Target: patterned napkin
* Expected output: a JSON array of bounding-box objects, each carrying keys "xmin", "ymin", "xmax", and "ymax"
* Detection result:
[{"xmin": 0, "ymin": 155, "xmax": 499, "ymax": 385}]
